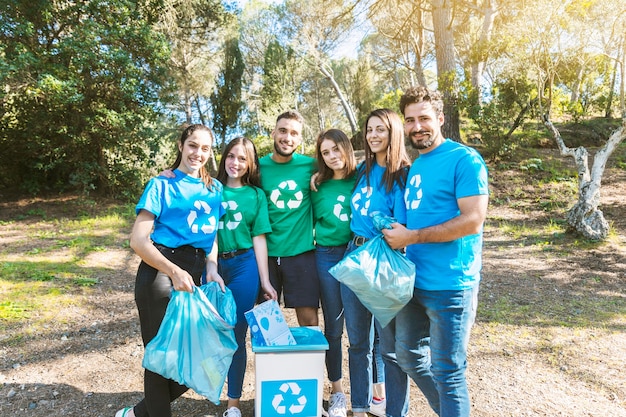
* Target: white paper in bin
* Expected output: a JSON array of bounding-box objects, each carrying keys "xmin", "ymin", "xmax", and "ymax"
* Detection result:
[{"xmin": 244, "ymin": 300, "xmax": 296, "ymax": 347}]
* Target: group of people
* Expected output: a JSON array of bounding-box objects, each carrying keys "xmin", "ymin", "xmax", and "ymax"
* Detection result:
[{"xmin": 115, "ymin": 85, "xmax": 489, "ymax": 417}]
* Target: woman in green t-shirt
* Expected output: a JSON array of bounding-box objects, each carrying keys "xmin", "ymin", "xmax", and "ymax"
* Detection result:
[
  {"xmin": 216, "ymin": 137, "xmax": 278, "ymax": 417},
  {"xmin": 311, "ymin": 129, "xmax": 357, "ymax": 417}
]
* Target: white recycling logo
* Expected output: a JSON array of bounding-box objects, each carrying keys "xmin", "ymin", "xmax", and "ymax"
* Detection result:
[
  {"xmin": 270, "ymin": 180, "xmax": 303, "ymax": 209},
  {"xmin": 405, "ymin": 174, "xmax": 423, "ymax": 210},
  {"xmin": 187, "ymin": 200, "xmax": 217, "ymax": 234},
  {"xmin": 219, "ymin": 200, "xmax": 243, "ymax": 231},
  {"xmin": 351, "ymin": 186, "xmax": 373, "ymax": 216},
  {"xmin": 333, "ymin": 195, "xmax": 349, "ymax": 222},
  {"xmin": 272, "ymin": 382, "xmax": 307, "ymax": 414}
]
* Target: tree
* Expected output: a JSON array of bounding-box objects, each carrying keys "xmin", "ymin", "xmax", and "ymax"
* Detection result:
[
  {"xmin": 259, "ymin": 39, "xmax": 301, "ymax": 131},
  {"xmin": 153, "ymin": 0, "xmax": 234, "ymax": 123},
  {"xmin": 210, "ymin": 37, "xmax": 245, "ymax": 151},
  {"xmin": 367, "ymin": 0, "xmax": 431, "ymax": 89},
  {"xmin": 282, "ymin": 0, "xmax": 360, "ymax": 135},
  {"xmin": 430, "ymin": 0, "xmax": 461, "ymax": 141},
  {"xmin": 0, "ymin": 0, "xmax": 172, "ymax": 196},
  {"xmin": 543, "ymin": 115, "xmax": 625, "ymax": 240},
  {"xmin": 536, "ymin": 0, "xmax": 626, "ymax": 240}
]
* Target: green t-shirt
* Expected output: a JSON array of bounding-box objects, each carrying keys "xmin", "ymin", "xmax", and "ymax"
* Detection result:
[
  {"xmin": 259, "ymin": 153, "xmax": 316, "ymax": 257},
  {"xmin": 312, "ymin": 176, "xmax": 355, "ymax": 247},
  {"xmin": 218, "ymin": 185, "xmax": 272, "ymax": 253}
]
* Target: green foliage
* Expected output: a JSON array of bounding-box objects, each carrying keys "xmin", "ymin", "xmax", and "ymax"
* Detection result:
[
  {"xmin": 463, "ymin": 76, "xmax": 537, "ymax": 161},
  {"xmin": 259, "ymin": 39, "xmax": 299, "ymax": 131},
  {"xmin": 211, "ymin": 36, "xmax": 245, "ymax": 149},
  {"xmin": 0, "ymin": 0, "xmax": 174, "ymax": 197}
]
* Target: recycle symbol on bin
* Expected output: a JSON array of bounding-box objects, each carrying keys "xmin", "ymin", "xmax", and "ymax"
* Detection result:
[{"xmin": 271, "ymin": 382, "xmax": 307, "ymax": 414}]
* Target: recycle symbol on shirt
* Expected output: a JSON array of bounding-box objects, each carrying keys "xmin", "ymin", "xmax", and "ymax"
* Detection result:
[
  {"xmin": 270, "ymin": 180, "xmax": 303, "ymax": 209},
  {"xmin": 351, "ymin": 186, "xmax": 373, "ymax": 216},
  {"xmin": 187, "ymin": 200, "xmax": 217, "ymax": 234},
  {"xmin": 219, "ymin": 200, "xmax": 242, "ymax": 230},
  {"xmin": 271, "ymin": 382, "xmax": 307, "ymax": 415},
  {"xmin": 333, "ymin": 195, "xmax": 349, "ymax": 222},
  {"xmin": 405, "ymin": 174, "xmax": 423, "ymax": 210}
]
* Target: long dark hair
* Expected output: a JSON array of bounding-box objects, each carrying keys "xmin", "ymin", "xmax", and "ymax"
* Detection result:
[
  {"xmin": 170, "ymin": 124, "xmax": 215, "ymax": 189},
  {"xmin": 216, "ymin": 137, "xmax": 262, "ymax": 188},
  {"xmin": 315, "ymin": 129, "xmax": 357, "ymax": 184},
  {"xmin": 360, "ymin": 108, "xmax": 410, "ymax": 192}
]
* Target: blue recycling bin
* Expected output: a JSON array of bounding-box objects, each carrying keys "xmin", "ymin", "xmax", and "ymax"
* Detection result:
[{"xmin": 252, "ymin": 326, "xmax": 329, "ymax": 417}]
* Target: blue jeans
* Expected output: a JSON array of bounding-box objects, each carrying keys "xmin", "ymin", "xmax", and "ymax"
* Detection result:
[
  {"xmin": 381, "ymin": 285, "xmax": 479, "ymax": 417},
  {"xmin": 341, "ymin": 240, "xmax": 385, "ymax": 413},
  {"xmin": 315, "ymin": 244, "xmax": 346, "ymax": 383},
  {"xmin": 218, "ymin": 249, "xmax": 260, "ymax": 399}
]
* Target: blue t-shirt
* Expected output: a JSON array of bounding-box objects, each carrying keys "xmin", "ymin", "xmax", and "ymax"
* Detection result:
[
  {"xmin": 350, "ymin": 162, "xmax": 407, "ymax": 239},
  {"xmin": 404, "ymin": 139, "xmax": 489, "ymax": 291},
  {"xmin": 135, "ymin": 169, "xmax": 225, "ymax": 254}
]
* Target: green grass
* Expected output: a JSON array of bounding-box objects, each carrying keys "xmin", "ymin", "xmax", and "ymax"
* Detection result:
[{"xmin": 0, "ymin": 205, "xmax": 134, "ymax": 335}]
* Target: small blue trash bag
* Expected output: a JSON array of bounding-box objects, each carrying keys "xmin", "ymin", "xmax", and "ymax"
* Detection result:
[
  {"xmin": 142, "ymin": 282, "xmax": 238, "ymax": 405},
  {"xmin": 329, "ymin": 213, "xmax": 416, "ymax": 327}
]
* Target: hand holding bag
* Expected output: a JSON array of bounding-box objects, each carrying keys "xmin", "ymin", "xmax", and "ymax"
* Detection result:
[
  {"xmin": 142, "ymin": 282, "xmax": 238, "ymax": 404},
  {"xmin": 329, "ymin": 214, "xmax": 416, "ymax": 327}
]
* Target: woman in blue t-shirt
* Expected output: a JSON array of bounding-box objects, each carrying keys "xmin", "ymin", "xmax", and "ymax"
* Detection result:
[
  {"xmin": 116, "ymin": 124, "xmax": 225, "ymax": 417},
  {"xmin": 345, "ymin": 109, "xmax": 411, "ymax": 417},
  {"xmin": 215, "ymin": 137, "xmax": 277, "ymax": 417}
]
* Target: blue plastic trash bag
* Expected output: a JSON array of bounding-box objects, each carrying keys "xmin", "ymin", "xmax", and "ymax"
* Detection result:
[
  {"xmin": 329, "ymin": 214, "xmax": 416, "ymax": 327},
  {"xmin": 142, "ymin": 282, "xmax": 238, "ymax": 404}
]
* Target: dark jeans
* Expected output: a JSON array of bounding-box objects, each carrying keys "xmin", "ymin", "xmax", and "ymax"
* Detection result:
[{"xmin": 132, "ymin": 244, "xmax": 205, "ymax": 417}]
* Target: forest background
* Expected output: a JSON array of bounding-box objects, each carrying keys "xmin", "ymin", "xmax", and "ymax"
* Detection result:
[{"xmin": 2, "ymin": 0, "xmax": 626, "ymax": 200}]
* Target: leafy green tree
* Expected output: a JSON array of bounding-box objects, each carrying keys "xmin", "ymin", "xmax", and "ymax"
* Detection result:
[
  {"xmin": 210, "ymin": 36, "xmax": 245, "ymax": 150},
  {"xmin": 259, "ymin": 39, "xmax": 299, "ymax": 131},
  {"xmin": 0, "ymin": 0, "xmax": 172, "ymax": 196},
  {"xmin": 154, "ymin": 0, "xmax": 234, "ymax": 123}
]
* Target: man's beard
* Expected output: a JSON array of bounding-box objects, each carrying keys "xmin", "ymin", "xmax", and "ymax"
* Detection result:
[
  {"xmin": 274, "ymin": 141, "xmax": 295, "ymax": 157},
  {"xmin": 409, "ymin": 132, "xmax": 435, "ymax": 150}
]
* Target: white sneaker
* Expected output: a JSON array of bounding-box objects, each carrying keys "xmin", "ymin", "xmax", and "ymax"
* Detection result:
[
  {"xmin": 368, "ymin": 398, "xmax": 386, "ymax": 417},
  {"xmin": 223, "ymin": 406, "xmax": 242, "ymax": 417},
  {"xmin": 115, "ymin": 408, "xmax": 133, "ymax": 417},
  {"xmin": 328, "ymin": 392, "xmax": 347, "ymax": 417}
]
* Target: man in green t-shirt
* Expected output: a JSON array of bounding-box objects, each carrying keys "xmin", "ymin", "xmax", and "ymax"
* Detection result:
[{"xmin": 259, "ymin": 110, "xmax": 319, "ymax": 326}]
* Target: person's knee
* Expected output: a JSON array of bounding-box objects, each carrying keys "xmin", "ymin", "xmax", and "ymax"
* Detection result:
[{"xmin": 295, "ymin": 306, "xmax": 319, "ymax": 326}]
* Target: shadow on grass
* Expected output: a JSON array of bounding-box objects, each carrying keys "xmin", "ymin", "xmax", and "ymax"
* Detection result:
[{"xmin": 480, "ymin": 217, "xmax": 626, "ymax": 331}]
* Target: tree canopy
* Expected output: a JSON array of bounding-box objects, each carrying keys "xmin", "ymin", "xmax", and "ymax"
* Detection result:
[{"xmin": 1, "ymin": 0, "xmax": 625, "ymax": 217}]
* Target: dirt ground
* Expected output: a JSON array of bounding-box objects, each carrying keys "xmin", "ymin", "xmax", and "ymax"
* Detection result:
[{"xmin": 0, "ymin": 148, "xmax": 625, "ymax": 417}]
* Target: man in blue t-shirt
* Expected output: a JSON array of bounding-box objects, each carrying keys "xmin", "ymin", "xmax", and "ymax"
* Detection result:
[{"xmin": 381, "ymin": 86, "xmax": 489, "ymax": 417}]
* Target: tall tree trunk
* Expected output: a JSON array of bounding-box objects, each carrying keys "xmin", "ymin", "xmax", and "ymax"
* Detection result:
[
  {"xmin": 570, "ymin": 64, "xmax": 584, "ymax": 104},
  {"xmin": 319, "ymin": 63, "xmax": 358, "ymax": 136},
  {"xmin": 471, "ymin": 0, "xmax": 498, "ymax": 105},
  {"xmin": 619, "ymin": 33, "xmax": 626, "ymax": 114},
  {"xmin": 605, "ymin": 52, "xmax": 618, "ymax": 118},
  {"xmin": 431, "ymin": 0, "xmax": 461, "ymax": 141}
]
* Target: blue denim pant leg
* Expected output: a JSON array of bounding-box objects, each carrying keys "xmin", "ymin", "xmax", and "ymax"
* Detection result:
[
  {"xmin": 340, "ymin": 241, "xmax": 374, "ymax": 412},
  {"xmin": 378, "ymin": 317, "xmax": 410, "ymax": 417},
  {"xmin": 372, "ymin": 325, "xmax": 385, "ymax": 384},
  {"xmin": 218, "ymin": 250, "xmax": 260, "ymax": 399},
  {"xmin": 316, "ymin": 244, "xmax": 346, "ymax": 383},
  {"xmin": 396, "ymin": 286, "xmax": 479, "ymax": 417}
]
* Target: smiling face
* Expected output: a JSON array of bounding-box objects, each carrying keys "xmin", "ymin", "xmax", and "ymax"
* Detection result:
[
  {"xmin": 224, "ymin": 143, "xmax": 248, "ymax": 183},
  {"xmin": 271, "ymin": 117, "xmax": 303, "ymax": 161},
  {"xmin": 403, "ymin": 101, "xmax": 445, "ymax": 153},
  {"xmin": 177, "ymin": 129, "xmax": 213, "ymax": 176},
  {"xmin": 319, "ymin": 138, "xmax": 346, "ymax": 177},
  {"xmin": 366, "ymin": 115, "xmax": 391, "ymax": 159}
]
